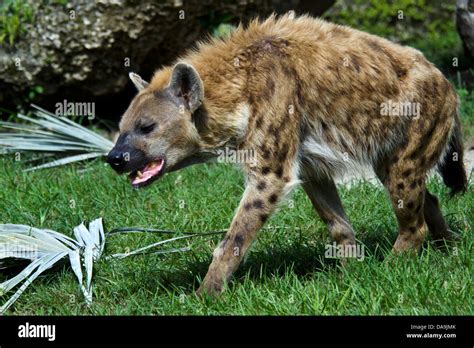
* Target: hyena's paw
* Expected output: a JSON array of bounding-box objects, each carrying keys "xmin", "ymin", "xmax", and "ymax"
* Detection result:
[
  {"xmin": 392, "ymin": 234, "xmax": 425, "ymax": 254},
  {"xmin": 196, "ymin": 274, "xmax": 226, "ymax": 297}
]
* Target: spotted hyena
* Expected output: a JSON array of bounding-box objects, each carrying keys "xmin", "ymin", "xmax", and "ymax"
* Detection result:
[{"xmin": 107, "ymin": 14, "xmax": 467, "ymax": 295}]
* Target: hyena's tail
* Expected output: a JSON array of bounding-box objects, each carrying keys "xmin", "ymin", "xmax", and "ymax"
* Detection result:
[{"xmin": 438, "ymin": 118, "xmax": 467, "ymax": 196}]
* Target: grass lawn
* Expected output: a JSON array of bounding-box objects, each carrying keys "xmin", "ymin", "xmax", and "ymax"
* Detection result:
[{"xmin": 0, "ymin": 157, "xmax": 472, "ymax": 315}]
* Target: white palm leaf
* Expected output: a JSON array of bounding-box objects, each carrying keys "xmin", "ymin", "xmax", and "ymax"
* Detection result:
[
  {"xmin": 0, "ymin": 218, "xmax": 106, "ymax": 314},
  {"xmin": 0, "ymin": 105, "xmax": 114, "ymax": 171},
  {"xmin": 0, "ymin": 253, "xmax": 68, "ymax": 313},
  {"xmin": 0, "ymin": 219, "xmax": 225, "ymax": 313}
]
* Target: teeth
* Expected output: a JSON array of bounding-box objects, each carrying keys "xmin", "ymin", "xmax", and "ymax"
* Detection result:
[{"xmin": 137, "ymin": 170, "xmax": 143, "ymax": 178}]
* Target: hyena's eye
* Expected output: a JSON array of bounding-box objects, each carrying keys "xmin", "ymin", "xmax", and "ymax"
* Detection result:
[{"xmin": 137, "ymin": 123, "xmax": 156, "ymax": 135}]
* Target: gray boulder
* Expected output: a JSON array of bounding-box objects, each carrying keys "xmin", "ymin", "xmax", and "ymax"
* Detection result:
[
  {"xmin": 456, "ymin": 0, "xmax": 474, "ymax": 60},
  {"xmin": 0, "ymin": 0, "xmax": 334, "ymax": 108}
]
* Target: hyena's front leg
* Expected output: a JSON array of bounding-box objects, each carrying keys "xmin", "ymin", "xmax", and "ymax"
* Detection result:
[{"xmin": 197, "ymin": 174, "xmax": 287, "ymax": 295}]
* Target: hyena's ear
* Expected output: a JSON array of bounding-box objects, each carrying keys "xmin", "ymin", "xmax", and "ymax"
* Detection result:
[
  {"xmin": 129, "ymin": 72, "xmax": 149, "ymax": 91},
  {"xmin": 169, "ymin": 63, "xmax": 204, "ymax": 113}
]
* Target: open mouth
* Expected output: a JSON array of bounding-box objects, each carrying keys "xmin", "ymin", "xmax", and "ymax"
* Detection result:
[{"xmin": 129, "ymin": 158, "xmax": 166, "ymax": 188}]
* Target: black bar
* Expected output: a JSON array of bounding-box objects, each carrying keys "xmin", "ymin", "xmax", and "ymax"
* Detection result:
[{"xmin": 0, "ymin": 316, "xmax": 472, "ymax": 346}]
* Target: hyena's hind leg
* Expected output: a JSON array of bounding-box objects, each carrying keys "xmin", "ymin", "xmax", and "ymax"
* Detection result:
[
  {"xmin": 375, "ymin": 118, "xmax": 456, "ymax": 251},
  {"xmin": 376, "ymin": 161, "xmax": 452, "ymax": 246},
  {"xmin": 301, "ymin": 173, "xmax": 356, "ymax": 246},
  {"xmin": 375, "ymin": 157, "xmax": 429, "ymax": 252},
  {"xmin": 375, "ymin": 90, "xmax": 459, "ymax": 252}
]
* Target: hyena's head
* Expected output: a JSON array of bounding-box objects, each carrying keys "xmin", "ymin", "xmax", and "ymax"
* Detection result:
[{"xmin": 107, "ymin": 63, "xmax": 205, "ymax": 188}]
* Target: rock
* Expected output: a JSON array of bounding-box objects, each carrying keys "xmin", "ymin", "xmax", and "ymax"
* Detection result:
[
  {"xmin": 456, "ymin": 0, "xmax": 474, "ymax": 60},
  {"xmin": 0, "ymin": 0, "xmax": 334, "ymax": 114}
]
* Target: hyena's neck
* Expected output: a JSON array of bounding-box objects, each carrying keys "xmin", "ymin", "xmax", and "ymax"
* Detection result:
[{"xmin": 152, "ymin": 60, "xmax": 249, "ymax": 151}]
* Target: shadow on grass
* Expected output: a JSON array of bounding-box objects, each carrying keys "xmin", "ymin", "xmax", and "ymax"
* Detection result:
[
  {"xmin": 149, "ymin": 231, "xmax": 398, "ymax": 293},
  {"xmin": 149, "ymin": 219, "xmax": 463, "ymax": 294}
]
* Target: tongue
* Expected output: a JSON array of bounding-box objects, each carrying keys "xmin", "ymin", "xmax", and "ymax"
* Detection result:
[{"xmin": 132, "ymin": 159, "xmax": 164, "ymax": 185}]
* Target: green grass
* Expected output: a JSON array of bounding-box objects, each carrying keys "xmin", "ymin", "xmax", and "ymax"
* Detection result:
[
  {"xmin": 0, "ymin": 158, "xmax": 472, "ymax": 315},
  {"xmin": 0, "ymin": 0, "xmax": 34, "ymax": 46}
]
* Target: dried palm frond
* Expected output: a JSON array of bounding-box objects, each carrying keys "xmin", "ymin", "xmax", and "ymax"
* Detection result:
[
  {"xmin": 0, "ymin": 220, "xmax": 225, "ymax": 313},
  {"xmin": 0, "ymin": 218, "xmax": 105, "ymax": 313},
  {"xmin": 0, "ymin": 105, "xmax": 113, "ymax": 171}
]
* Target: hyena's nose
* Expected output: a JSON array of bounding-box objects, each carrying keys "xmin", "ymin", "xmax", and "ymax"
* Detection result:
[{"xmin": 106, "ymin": 148, "xmax": 126, "ymax": 171}]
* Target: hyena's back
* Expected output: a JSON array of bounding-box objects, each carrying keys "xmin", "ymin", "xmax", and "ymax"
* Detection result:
[
  {"xmin": 154, "ymin": 13, "xmax": 465, "ymax": 192},
  {"xmin": 220, "ymin": 15, "xmax": 459, "ymax": 178}
]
